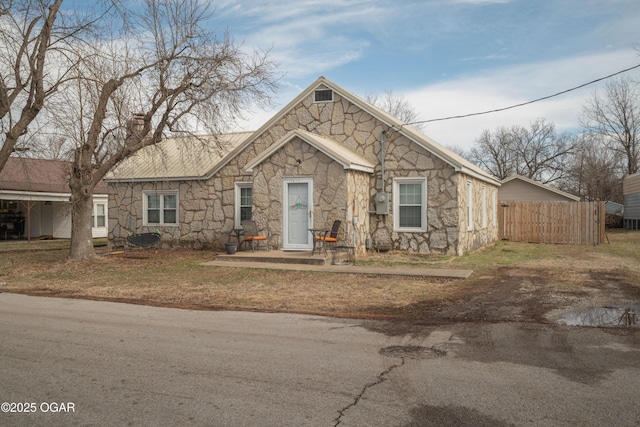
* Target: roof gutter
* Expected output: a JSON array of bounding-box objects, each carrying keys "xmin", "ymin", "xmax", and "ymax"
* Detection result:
[{"xmin": 104, "ymin": 175, "xmax": 207, "ymax": 183}]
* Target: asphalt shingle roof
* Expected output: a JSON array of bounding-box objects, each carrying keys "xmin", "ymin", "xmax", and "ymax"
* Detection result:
[{"xmin": 0, "ymin": 157, "xmax": 107, "ymax": 195}]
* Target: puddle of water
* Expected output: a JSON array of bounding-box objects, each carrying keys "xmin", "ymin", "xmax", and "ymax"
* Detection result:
[
  {"xmin": 379, "ymin": 345, "xmax": 447, "ymax": 359},
  {"xmin": 557, "ymin": 305, "xmax": 639, "ymax": 327}
]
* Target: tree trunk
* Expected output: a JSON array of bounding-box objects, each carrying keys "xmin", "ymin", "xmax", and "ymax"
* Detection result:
[
  {"xmin": 69, "ymin": 189, "xmax": 96, "ymax": 260},
  {"xmin": 69, "ymin": 146, "xmax": 97, "ymax": 260}
]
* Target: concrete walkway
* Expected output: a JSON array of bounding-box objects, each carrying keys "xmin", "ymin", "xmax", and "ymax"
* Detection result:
[{"xmin": 203, "ymin": 260, "xmax": 472, "ymax": 278}]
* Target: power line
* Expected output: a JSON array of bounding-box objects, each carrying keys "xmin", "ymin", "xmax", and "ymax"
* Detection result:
[{"xmin": 408, "ymin": 62, "xmax": 640, "ymax": 126}]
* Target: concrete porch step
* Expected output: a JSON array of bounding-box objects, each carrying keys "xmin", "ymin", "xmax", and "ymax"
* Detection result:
[{"xmin": 216, "ymin": 251, "xmax": 329, "ymax": 266}]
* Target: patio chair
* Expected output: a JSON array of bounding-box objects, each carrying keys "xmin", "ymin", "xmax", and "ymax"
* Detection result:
[
  {"xmin": 315, "ymin": 220, "xmax": 341, "ymax": 255},
  {"xmin": 241, "ymin": 220, "xmax": 270, "ymax": 251}
]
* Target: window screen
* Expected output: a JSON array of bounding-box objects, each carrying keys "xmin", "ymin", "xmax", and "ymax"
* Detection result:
[
  {"xmin": 240, "ymin": 186, "xmax": 253, "ymax": 221},
  {"xmin": 145, "ymin": 192, "xmax": 178, "ymax": 225},
  {"xmin": 314, "ymin": 89, "xmax": 333, "ymax": 102},
  {"xmin": 398, "ymin": 183, "xmax": 423, "ymax": 228}
]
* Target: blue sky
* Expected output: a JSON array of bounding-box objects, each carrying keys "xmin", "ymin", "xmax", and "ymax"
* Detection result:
[{"xmin": 210, "ymin": 0, "xmax": 640, "ymax": 151}]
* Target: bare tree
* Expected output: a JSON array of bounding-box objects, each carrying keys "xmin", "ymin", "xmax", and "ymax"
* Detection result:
[
  {"xmin": 560, "ymin": 134, "xmax": 623, "ymax": 202},
  {"xmin": 510, "ymin": 118, "xmax": 575, "ymax": 184},
  {"xmin": 366, "ymin": 90, "xmax": 424, "ymax": 130},
  {"xmin": 0, "ymin": 0, "xmax": 64, "ymax": 170},
  {"xmin": 469, "ymin": 127, "xmax": 515, "ymax": 180},
  {"xmin": 0, "ymin": 0, "xmax": 97, "ymax": 170},
  {"xmin": 580, "ymin": 76, "xmax": 640, "ymax": 175},
  {"xmin": 445, "ymin": 143, "xmax": 470, "ymax": 160},
  {"xmin": 30, "ymin": 135, "xmax": 73, "ymax": 160},
  {"xmin": 469, "ymin": 119, "xmax": 575, "ymax": 183},
  {"xmin": 54, "ymin": 0, "xmax": 277, "ymax": 260}
]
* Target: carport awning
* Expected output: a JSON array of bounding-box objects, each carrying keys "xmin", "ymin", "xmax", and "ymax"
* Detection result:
[
  {"xmin": 0, "ymin": 190, "xmax": 108, "ymax": 203},
  {"xmin": 0, "ymin": 190, "xmax": 71, "ymax": 202}
]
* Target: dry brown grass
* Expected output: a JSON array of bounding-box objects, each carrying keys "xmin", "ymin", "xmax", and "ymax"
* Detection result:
[
  {"xmin": 357, "ymin": 229, "xmax": 640, "ymax": 286},
  {"xmin": 1, "ymin": 229, "xmax": 638, "ymax": 320},
  {"xmin": 0, "ymin": 245, "xmax": 461, "ymax": 319}
]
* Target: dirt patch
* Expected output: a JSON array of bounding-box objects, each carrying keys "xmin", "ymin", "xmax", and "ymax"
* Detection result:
[
  {"xmin": 364, "ymin": 266, "xmax": 640, "ymax": 332},
  {"xmin": 3, "ymin": 259, "xmax": 638, "ymax": 325},
  {"xmin": 1, "ymin": 232, "xmax": 639, "ymax": 325}
]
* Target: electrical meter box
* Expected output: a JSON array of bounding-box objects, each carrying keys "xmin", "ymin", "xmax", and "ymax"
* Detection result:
[{"xmin": 375, "ymin": 192, "xmax": 389, "ymax": 215}]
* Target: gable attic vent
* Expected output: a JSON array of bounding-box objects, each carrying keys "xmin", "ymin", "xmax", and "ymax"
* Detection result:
[{"xmin": 314, "ymin": 89, "xmax": 333, "ymax": 102}]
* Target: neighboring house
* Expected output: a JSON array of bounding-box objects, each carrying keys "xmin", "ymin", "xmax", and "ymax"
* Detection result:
[
  {"xmin": 106, "ymin": 77, "xmax": 501, "ymax": 255},
  {"xmin": 0, "ymin": 157, "xmax": 108, "ymax": 240},
  {"xmin": 605, "ymin": 201, "xmax": 624, "ymax": 228},
  {"xmin": 605, "ymin": 201, "xmax": 624, "ymax": 215},
  {"xmin": 499, "ymin": 175, "xmax": 580, "ymax": 202},
  {"xmin": 623, "ymin": 172, "xmax": 640, "ymax": 230}
]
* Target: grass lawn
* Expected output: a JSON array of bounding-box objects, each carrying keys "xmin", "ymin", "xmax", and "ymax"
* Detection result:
[{"xmin": 1, "ymin": 230, "xmax": 639, "ymax": 320}]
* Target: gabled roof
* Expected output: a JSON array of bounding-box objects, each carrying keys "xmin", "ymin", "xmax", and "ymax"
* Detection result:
[
  {"xmin": 605, "ymin": 200, "xmax": 624, "ymax": 215},
  {"xmin": 211, "ymin": 76, "xmax": 500, "ymax": 186},
  {"xmin": 245, "ymin": 129, "xmax": 375, "ymax": 174},
  {"xmin": 0, "ymin": 157, "xmax": 107, "ymax": 196},
  {"xmin": 501, "ymin": 174, "xmax": 580, "ymax": 201},
  {"xmin": 105, "ymin": 132, "xmax": 252, "ymax": 182}
]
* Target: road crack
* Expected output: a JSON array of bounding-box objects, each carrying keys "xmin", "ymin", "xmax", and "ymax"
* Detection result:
[{"xmin": 334, "ymin": 357, "xmax": 406, "ymax": 426}]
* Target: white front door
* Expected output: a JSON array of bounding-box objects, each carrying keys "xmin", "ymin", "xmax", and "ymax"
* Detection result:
[{"xmin": 282, "ymin": 178, "xmax": 313, "ymax": 250}]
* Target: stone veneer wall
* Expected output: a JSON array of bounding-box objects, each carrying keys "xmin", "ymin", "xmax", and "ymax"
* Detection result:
[
  {"xmin": 109, "ymin": 87, "xmax": 498, "ymax": 254},
  {"xmin": 346, "ymin": 170, "xmax": 371, "ymax": 253},
  {"xmin": 251, "ymin": 138, "xmax": 350, "ymax": 248},
  {"xmin": 368, "ymin": 133, "xmax": 461, "ymax": 255},
  {"xmin": 456, "ymin": 174, "xmax": 500, "ymax": 255},
  {"xmin": 108, "ymin": 179, "xmax": 227, "ymax": 250},
  {"xmin": 221, "ymin": 91, "xmax": 466, "ymax": 255}
]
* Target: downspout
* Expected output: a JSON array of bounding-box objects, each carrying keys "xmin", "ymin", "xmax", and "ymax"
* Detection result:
[{"xmin": 380, "ymin": 130, "xmax": 386, "ymax": 191}]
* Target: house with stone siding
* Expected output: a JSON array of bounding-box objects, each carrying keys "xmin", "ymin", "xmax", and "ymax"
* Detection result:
[{"xmin": 105, "ymin": 77, "xmax": 501, "ymax": 255}]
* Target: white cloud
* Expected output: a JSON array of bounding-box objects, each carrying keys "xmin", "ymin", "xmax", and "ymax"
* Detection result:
[
  {"xmin": 403, "ymin": 49, "xmax": 640, "ymax": 151},
  {"xmin": 221, "ymin": 1, "xmax": 386, "ymax": 79},
  {"xmin": 234, "ymin": 49, "xmax": 640, "ymax": 148}
]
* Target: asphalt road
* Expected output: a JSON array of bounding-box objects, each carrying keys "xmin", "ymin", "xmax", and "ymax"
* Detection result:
[{"xmin": 1, "ymin": 293, "xmax": 639, "ymax": 427}]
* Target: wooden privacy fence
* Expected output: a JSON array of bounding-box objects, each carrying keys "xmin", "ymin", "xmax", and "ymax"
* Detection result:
[{"xmin": 499, "ymin": 201, "xmax": 606, "ymax": 245}]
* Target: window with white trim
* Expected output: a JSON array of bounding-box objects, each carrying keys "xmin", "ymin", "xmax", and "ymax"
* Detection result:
[
  {"xmin": 92, "ymin": 203, "xmax": 106, "ymax": 228},
  {"xmin": 481, "ymin": 185, "xmax": 487, "ymax": 228},
  {"xmin": 393, "ymin": 177, "xmax": 427, "ymax": 231},
  {"xmin": 144, "ymin": 191, "xmax": 178, "ymax": 225},
  {"xmin": 235, "ymin": 183, "xmax": 253, "ymax": 227},
  {"xmin": 466, "ymin": 181, "xmax": 473, "ymax": 231}
]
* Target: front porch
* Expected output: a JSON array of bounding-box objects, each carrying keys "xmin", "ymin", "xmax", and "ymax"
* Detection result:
[
  {"xmin": 210, "ymin": 249, "xmax": 473, "ymax": 279},
  {"xmin": 216, "ymin": 248, "xmax": 352, "ymax": 266}
]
